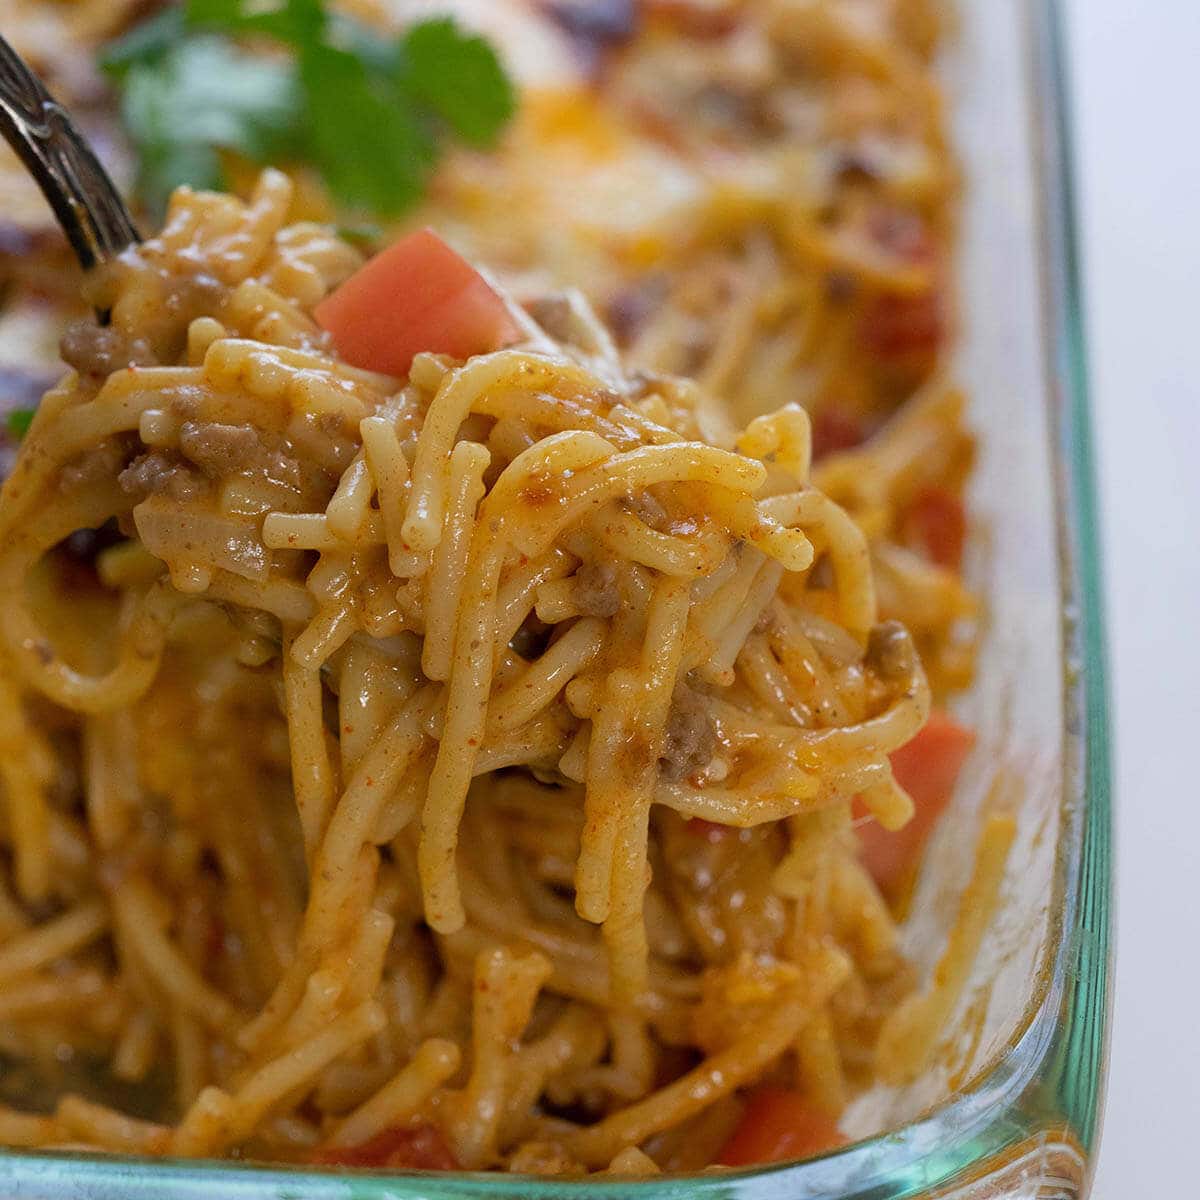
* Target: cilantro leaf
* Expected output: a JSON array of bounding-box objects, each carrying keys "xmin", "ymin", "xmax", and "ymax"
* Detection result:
[
  {"xmin": 5, "ymin": 409, "xmax": 35, "ymax": 440},
  {"xmin": 326, "ymin": 12, "xmax": 399, "ymax": 74},
  {"xmin": 186, "ymin": 0, "xmax": 326, "ymax": 45},
  {"xmin": 120, "ymin": 38, "xmax": 303, "ymax": 214},
  {"xmin": 121, "ymin": 63, "xmax": 221, "ymax": 210},
  {"xmin": 298, "ymin": 43, "xmax": 435, "ymax": 216},
  {"xmin": 400, "ymin": 18, "xmax": 516, "ymax": 149},
  {"xmin": 101, "ymin": 3, "xmax": 517, "ymax": 218},
  {"xmin": 99, "ymin": 8, "xmax": 186, "ymax": 77}
]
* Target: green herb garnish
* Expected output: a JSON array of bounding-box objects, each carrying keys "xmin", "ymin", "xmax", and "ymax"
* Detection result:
[
  {"xmin": 399, "ymin": 18, "xmax": 517, "ymax": 150},
  {"xmin": 118, "ymin": 38, "xmax": 303, "ymax": 214},
  {"xmin": 98, "ymin": 8, "xmax": 186, "ymax": 77},
  {"xmin": 101, "ymin": 0, "xmax": 516, "ymax": 218},
  {"xmin": 5, "ymin": 409, "xmax": 35, "ymax": 440}
]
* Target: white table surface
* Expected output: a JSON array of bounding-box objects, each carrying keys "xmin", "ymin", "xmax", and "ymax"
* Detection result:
[{"xmin": 1063, "ymin": 0, "xmax": 1200, "ymax": 1193}]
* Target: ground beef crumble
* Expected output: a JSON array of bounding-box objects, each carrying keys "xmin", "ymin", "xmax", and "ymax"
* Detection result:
[
  {"xmin": 60, "ymin": 321, "xmax": 155, "ymax": 377},
  {"xmin": 164, "ymin": 272, "xmax": 226, "ymax": 322},
  {"xmin": 660, "ymin": 682, "xmax": 717, "ymax": 782},
  {"xmin": 866, "ymin": 619, "xmax": 916, "ymax": 681},
  {"xmin": 118, "ymin": 452, "xmax": 206, "ymax": 502},
  {"xmin": 60, "ymin": 442, "xmax": 128, "ymax": 492},
  {"xmin": 179, "ymin": 421, "xmax": 261, "ymax": 478},
  {"xmin": 574, "ymin": 561, "xmax": 621, "ymax": 618}
]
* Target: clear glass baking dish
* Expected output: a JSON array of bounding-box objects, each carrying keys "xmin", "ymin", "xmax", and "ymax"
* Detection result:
[{"xmin": 0, "ymin": 1, "xmax": 1111, "ymax": 1196}]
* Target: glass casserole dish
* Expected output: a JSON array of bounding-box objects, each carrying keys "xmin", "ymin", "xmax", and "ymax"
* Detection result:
[{"xmin": 0, "ymin": 0, "xmax": 1111, "ymax": 1196}]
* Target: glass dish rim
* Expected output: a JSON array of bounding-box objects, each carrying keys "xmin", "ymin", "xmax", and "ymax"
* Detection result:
[{"xmin": 0, "ymin": 2, "xmax": 1113, "ymax": 1196}]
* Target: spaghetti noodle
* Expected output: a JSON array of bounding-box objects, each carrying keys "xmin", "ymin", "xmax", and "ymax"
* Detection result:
[
  {"xmin": 0, "ymin": 170, "xmax": 939, "ymax": 1168},
  {"xmin": 0, "ymin": 0, "xmax": 1005, "ymax": 1178}
]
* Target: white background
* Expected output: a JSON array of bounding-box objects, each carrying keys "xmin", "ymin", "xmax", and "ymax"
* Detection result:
[{"xmin": 1063, "ymin": 0, "xmax": 1200, "ymax": 1193}]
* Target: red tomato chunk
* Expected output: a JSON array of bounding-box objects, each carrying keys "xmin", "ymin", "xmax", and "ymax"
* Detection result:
[
  {"xmin": 906, "ymin": 485, "xmax": 967, "ymax": 570},
  {"xmin": 856, "ymin": 709, "xmax": 975, "ymax": 897},
  {"xmin": 310, "ymin": 1123, "xmax": 458, "ymax": 1171},
  {"xmin": 315, "ymin": 229, "xmax": 519, "ymax": 377},
  {"xmin": 719, "ymin": 1087, "xmax": 847, "ymax": 1166}
]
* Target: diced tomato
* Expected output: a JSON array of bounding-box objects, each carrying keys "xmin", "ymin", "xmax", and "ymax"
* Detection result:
[
  {"xmin": 860, "ymin": 207, "xmax": 944, "ymax": 371},
  {"xmin": 718, "ymin": 1087, "xmax": 846, "ymax": 1166},
  {"xmin": 906, "ymin": 486, "xmax": 967, "ymax": 570},
  {"xmin": 810, "ymin": 406, "xmax": 866, "ymax": 461},
  {"xmin": 314, "ymin": 229, "xmax": 519, "ymax": 377},
  {"xmin": 860, "ymin": 288, "xmax": 944, "ymax": 364},
  {"xmin": 686, "ymin": 817, "xmax": 731, "ymax": 842},
  {"xmin": 310, "ymin": 1123, "xmax": 458, "ymax": 1171},
  {"xmin": 856, "ymin": 710, "xmax": 975, "ymax": 897}
]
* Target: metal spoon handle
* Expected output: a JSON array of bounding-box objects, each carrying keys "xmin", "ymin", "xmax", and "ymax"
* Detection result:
[{"xmin": 0, "ymin": 33, "xmax": 139, "ymax": 271}]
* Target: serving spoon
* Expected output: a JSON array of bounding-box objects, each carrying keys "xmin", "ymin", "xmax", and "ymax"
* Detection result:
[{"xmin": 0, "ymin": 32, "xmax": 139, "ymax": 280}]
